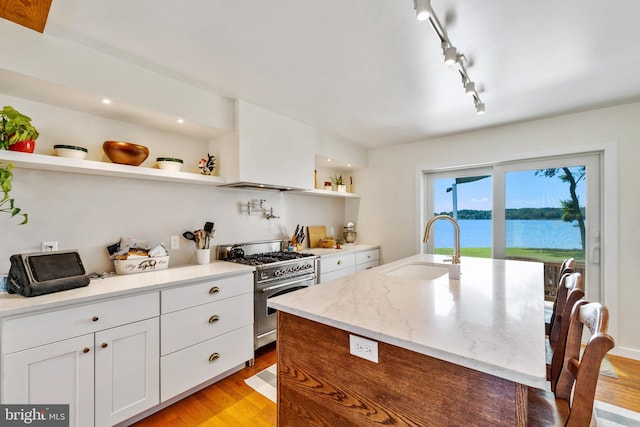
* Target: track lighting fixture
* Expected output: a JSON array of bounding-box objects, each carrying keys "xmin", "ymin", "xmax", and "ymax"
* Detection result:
[
  {"xmin": 465, "ymin": 82, "xmax": 476, "ymax": 96},
  {"xmin": 412, "ymin": 0, "xmax": 486, "ymax": 114},
  {"xmin": 414, "ymin": 0, "xmax": 430, "ymax": 21},
  {"xmin": 444, "ymin": 46, "xmax": 458, "ymax": 65}
]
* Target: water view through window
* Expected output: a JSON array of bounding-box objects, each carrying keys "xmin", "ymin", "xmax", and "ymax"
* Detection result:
[{"xmin": 432, "ymin": 167, "xmax": 586, "ymax": 264}]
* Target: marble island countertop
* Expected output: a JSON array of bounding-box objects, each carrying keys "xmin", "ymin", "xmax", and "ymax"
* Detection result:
[
  {"xmin": 0, "ymin": 261, "xmax": 255, "ymax": 317},
  {"xmin": 268, "ymin": 253, "xmax": 547, "ymax": 389}
]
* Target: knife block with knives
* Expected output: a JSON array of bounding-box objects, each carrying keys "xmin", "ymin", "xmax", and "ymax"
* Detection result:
[{"xmin": 291, "ymin": 224, "xmax": 306, "ymax": 251}]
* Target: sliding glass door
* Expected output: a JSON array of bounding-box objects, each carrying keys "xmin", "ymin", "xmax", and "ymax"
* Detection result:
[{"xmin": 424, "ymin": 153, "xmax": 601, "ymax": 301}]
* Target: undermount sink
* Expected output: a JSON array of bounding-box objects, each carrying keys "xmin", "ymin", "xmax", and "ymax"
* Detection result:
[{"xmin": 383, "ymin": 261, "xmax": 461, "ymax": 280}]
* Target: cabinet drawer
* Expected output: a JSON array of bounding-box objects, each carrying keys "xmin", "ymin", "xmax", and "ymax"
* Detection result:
[
  {"xmin": 356, "ymin": 249, "xmax": 380, "ymax": 265},
  {"xmin": 2, "ymin": 292, "xmax": 159, "ymax": 354},
  {"xmin": 161, "ymin": 273, "xmax": 253, "ymax": 314},
  {"xmin": 161, "ymin": 293, "xmax": 253, "ymax": 356},
  {"xmin": 160, "ymin": 325, "xmax": 253, "ymax": 402},
  {"xmin": 356, "ymin": 260, "xmax": 379, "ymax": 272},
  {"xmin": 321, "ymin": 254, "xmax": 355, "ymax": 274},
  {"xmin": 321, "ymin": 266, "xmax": 356, "ymax": 283}
]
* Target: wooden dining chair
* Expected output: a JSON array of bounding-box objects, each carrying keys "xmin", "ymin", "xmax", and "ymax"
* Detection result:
[
  {"xmin": 545, "ymin": 272, "xmax": 584, "ymax": 380},
  {"xmin": 529, "ymin": 301, "xmax": 615, "ymax": 427},
  {"xmin": 545, "ymin": 258, "xmax": 575, "ymax": 335},
  {"xmin": 546, "ymin": 274, "xmax": 584, "ymax": 383}
]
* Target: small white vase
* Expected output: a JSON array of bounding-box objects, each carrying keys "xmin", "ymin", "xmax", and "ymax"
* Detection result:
[{"xmin": 337, "ymin": 184, "xmax": 347, "ymax": 192}]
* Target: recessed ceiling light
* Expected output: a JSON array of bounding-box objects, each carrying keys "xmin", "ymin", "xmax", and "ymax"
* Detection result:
[
  {"xmin": 327, "ymin": 158, "xmax": 332, "ymax": 162},
  {"xmin": 347, "ymin": 164, "xmax": 352, "ymax": 167},
  {"xmin": 177, "ymin": 118, "xmax": 184, "ymax": 124},
  {"xmin": 101, "ymin": 98, "xmax": 112, "ymax": 105}
]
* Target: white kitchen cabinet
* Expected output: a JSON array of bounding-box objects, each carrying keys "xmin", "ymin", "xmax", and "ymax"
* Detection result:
[
  {"xmin": 94, "ymin": 318, "xmax": 159, "ymax": 427},
  {"xmin": 1, "ymin": 293, "xmax": 160, "ymax": 427},
  {"xmin": 319, "ymin": 253, "xmax": 356, "ymax": 283},
  {"xmin": 159, "ymin": 273, "xmax": 254, "ymax": 402},
  {"xmin": 356, "ymin": 249, "xmax": 380, "ymax": 271},
  {"xmin": 161, "ymin": 325, "xmax": 253, "ymax": 402},
  {"xmin": 318, "ymin": 247, "xmax": 380, "ymax": 283},
  {"xmin": 3, "ymin": 334, "xmax": 95, "ymax": 427}
]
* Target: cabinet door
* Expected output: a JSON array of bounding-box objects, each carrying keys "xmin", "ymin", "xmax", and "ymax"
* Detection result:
[
  {"xmin": 3, "ymin": 334, "xmax": 95, "ymax": 427},
  {"xmin": 94, "ymin": 318, "xmax": 159, "ymax": 427}
]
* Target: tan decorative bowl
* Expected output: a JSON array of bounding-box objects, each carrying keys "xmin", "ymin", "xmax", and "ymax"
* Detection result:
[{"xmin": 103, "ymin": 141, "xmax": 149, "ymax": 166}]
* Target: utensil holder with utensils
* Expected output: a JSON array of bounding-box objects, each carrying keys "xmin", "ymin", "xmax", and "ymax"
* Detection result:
[
  {"xmin": 196, "ymin": 248, "xmax": 210, "ymax": 265},
  {"xmin": 184, "ymin": 221, "xmax": 216, "ymax": 264}
]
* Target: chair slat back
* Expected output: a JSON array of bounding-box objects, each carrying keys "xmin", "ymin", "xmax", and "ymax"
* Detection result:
[
  {"xmin": 549, "ymin": 274, "xmax": 585, "ymax": 391},
  {"xmin": 555, "ymin": 301, "xmax": 615, "ymax": 427},
  {"xmin": 548, "ymin": 258, "xmax": 575, "ymax": 330},
  {"xmin": 549, "ymin": 270, "xmax": 583, "ymax": 346}
]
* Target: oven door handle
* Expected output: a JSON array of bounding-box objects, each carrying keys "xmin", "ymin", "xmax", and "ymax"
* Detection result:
[{"xmin": 261, "ymin": 276, "xmax": 314, "ymax": 293}]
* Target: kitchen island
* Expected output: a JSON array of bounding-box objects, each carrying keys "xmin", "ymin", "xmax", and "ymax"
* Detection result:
[{"xmin": 268, "ymin": 254, "xmax": 546, "ymax": 426}]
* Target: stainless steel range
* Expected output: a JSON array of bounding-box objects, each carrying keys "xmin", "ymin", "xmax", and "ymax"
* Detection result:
[{"xmin": 218, "ymin": 240, "xmax": 318, "ymax": 349}]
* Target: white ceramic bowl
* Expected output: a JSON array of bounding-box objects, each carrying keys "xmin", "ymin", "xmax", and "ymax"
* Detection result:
[
  {"xmin": 54, "ymin": 145, "xmax": 88, "ymax": 160},
  {"xmin": 157, "ymin": 157, "xmax": 183, "ymax": 171}
]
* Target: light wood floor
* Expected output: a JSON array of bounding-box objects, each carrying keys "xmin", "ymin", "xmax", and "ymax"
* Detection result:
[{"xmin": 133, "ymin": 344, "xmax": 639, "ymax": 426}]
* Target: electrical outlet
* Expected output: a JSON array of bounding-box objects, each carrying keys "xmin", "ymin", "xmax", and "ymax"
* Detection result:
[
  {"xmin": 170, "ymin": 235, "xmax": 180, "ymax": 249},
  {"xmin": 41, "ymin": 241, "xmax": 58, "ymax": 252},
  {"xmin": 349, "ymin": 334, "xmax": 378, "ymax": 363}
]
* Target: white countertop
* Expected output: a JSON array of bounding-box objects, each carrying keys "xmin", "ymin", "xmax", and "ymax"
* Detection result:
[
  {"xmin": 0, "ymin": 261, "xmax": 254, "ymax": 317},
  {"xmin": 268, "ymin": 254, "xmax": 547, "ymax": 389},
  {"xmin": 304, "ymin": 244, "xmax": 378, "ymax": 257}
]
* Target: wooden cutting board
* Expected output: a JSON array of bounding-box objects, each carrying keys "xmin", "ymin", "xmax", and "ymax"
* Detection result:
[{"xmin": 307, "ymin": 226, "xmax": 327, "ymax": 248}]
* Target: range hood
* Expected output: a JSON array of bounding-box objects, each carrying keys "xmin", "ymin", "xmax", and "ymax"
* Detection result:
[
  {"xmin": 211, "ymin": 101, "xmax": 315, "ymax": 192},
  {"xmin": 218, "ymin": 181, "xmax": 302, "ymax": 191}
]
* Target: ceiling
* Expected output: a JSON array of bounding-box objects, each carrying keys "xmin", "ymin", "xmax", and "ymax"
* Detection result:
[{"xmin": 25, "ymin": 1, "xmax": 640, "ymax": 147}]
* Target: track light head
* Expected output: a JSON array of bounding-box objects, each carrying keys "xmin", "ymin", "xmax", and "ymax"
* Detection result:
[
  {"xmin": 476, "ymin": 102, "xmax": 485, "ymax": 115},
  {"xmin": 414, "ymin": 0, "xmax": 430, "ymax": 21},
  {"xmin": 465, "ymin": 82, "xmax": 476, "ymax": 96},
  {"xmin": 444, "ymin": 47, "xmax": 458, "ymax": 65}
]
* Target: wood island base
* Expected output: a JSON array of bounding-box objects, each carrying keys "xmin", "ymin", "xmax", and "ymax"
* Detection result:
[{"xmin": 276, "ymin": 312, "xmax": 527, "ymax": 426}]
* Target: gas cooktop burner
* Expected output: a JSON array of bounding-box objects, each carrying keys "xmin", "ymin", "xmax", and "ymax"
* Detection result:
[{"xmin": 228, "ymin": 251, "xmax": 315, "ymax": 266}]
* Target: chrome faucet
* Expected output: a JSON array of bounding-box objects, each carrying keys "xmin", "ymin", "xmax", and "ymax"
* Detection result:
[{"xmin": 423, "ymin": 215, "xmax": 461, "ymax": 265}]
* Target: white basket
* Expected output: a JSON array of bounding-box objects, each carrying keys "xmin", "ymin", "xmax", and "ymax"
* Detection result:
[{"xmin": 113, "ymin": 256, "xmax": 169, "ymax": 275}]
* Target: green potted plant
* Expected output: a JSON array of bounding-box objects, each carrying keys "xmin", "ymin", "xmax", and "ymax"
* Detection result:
[
  {"xmin": 1, "ymin": 105, "xmax": 40, "ymax": 152},
  {"xmin": 0, "ymin": 163, "xmax": 28, "ymax": 224},
  {"xmin": 330, "ymin": 174, "xmax": 347, "ymax": 192}
]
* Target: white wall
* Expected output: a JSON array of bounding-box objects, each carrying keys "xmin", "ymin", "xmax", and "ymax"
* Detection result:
[
  {"xmin": 0, "ymin": 98, "xmax": 347, "ymax": 274},
  {"xmin": 354, "ymin": 101, "xmax": 640, "ymax": 359}
]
